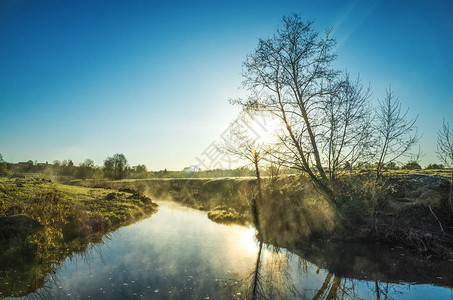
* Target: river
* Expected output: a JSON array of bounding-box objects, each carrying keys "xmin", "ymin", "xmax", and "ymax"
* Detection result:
[{"xmin": 4, "ymin": 200, "xmax": 453, "ymax": 299}]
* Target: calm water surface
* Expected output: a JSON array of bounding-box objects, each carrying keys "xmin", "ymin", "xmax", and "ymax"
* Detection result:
[{"xmin": 7, "ymin": 201, "xmax": 453, "ymax": 299}]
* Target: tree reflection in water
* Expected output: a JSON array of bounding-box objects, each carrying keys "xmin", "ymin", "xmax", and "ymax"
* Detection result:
[
  {"xmin": 249, "ymin": 241, "xmax": 301, "ymax": 299},
  {"xmin": 216, "ymin": 238, "xmax": 301, "ymax": 299},
  {"xmin": 216, "ymin": 229, "xmax": 419, "ymax": 300}
]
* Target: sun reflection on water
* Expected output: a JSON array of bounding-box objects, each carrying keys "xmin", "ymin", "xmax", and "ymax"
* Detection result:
[{"xmin": 236, "ymin": 226, "xmax": 259, "ymax": 254}]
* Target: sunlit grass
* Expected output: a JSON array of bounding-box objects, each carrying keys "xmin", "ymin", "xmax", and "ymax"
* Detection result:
[
  {"xmin": 0, "ymin": 177, "xmax": 158, "ymax": 262},
  {"xmin": 0, "ymin": 177, "xmax": 159, "ymax": 297}
]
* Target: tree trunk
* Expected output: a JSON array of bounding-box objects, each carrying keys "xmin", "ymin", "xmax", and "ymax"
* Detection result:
[
  {"xmin": 375, "ymin": 281, "xmax": 381, "ymax": 300},
  {"xmin": 253, "ymin": 154, "xmax": 263, "ymax": 234},
  {"xmin": 326, "ymin": 276, "xmax": 341, "ymax": 299},
  {"xmin": 313, "ymin": 273, "xmax": 333, "ymax": 300}
]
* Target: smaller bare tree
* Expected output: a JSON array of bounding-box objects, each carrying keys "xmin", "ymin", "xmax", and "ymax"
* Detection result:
[
  {"xmin": 375, "ymin": 87, "xmax": 420, "ymax": 179},
  {"xmin": 437, "ymin": 119, "xmax": 453, "ymax": 216},
  {"xmin": 218, "ymin": 111, "xmax": 267, "ymax": 232}
]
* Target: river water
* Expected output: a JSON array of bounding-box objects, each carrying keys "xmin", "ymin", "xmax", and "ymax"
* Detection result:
[{"xmin": 7, "ymin": 201, "xmax": 453, "ymax": 299}]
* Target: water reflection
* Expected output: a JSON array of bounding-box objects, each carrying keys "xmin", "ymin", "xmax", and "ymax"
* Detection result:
[
  {"xmin": 217, "ymin": 239, "xmax": 453, "ymax": 300},
  {"xmin": 2, "ymin": 200, "xmax": 453, "ymax": 299}
]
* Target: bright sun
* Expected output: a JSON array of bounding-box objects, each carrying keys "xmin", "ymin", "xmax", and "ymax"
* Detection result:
[{"xmin": 250, "ymin": 117, "xmax": 280, "ymax": 144}]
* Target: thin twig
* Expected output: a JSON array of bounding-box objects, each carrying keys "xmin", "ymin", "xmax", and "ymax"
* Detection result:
[{"xmin": 428, "ymin": 205, "xmax": 444, "ymax": 233}]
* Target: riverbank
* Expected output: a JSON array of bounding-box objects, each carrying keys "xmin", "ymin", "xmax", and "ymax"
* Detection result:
[
  {"xmin": 0, "ymin": 177, "xmax": 157, "ymax": 297},
  {"xmin": 72, "ymin": 172, "xmax": 453, "ymax": 259}
]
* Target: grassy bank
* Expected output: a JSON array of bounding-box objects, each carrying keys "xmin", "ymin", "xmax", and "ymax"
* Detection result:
[
  {"xmin": 0, "ymin": 177, "xmax": 157, "ymax": 297},
  {"xmin": 73, "ymin": 177, "xmax": 258, "ymax": 224}
]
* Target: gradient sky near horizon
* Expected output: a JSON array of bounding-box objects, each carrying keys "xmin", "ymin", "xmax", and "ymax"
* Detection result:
[{"xmin": 1, "ymin": 0, "xmax": 452, "ymax": 170}]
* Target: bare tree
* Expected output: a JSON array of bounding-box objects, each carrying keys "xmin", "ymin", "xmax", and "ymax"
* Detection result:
[
  {"xmin": 236, "ymin": 14, "xmax": 372, "ymax": 204},
  {"xmin": 437, "ymin": 119, "xmax": 453, "ymax": 216},
  {"xmin": 240, "ymin": 14, "xmax": 337, "ymax": 198},
  {"xmin": 218, "ymin": 110, "xmax": 266, "ymax": 232},
  {"xmin": 375, "ymin": 87, "xmax": 420, "ymax": 179}
]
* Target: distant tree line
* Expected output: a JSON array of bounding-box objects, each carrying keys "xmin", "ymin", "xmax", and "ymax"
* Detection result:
[
  {"xmin": 0, "ymin": 153, "xmax": 299, "ymax": 180},
  {"xmin": 0, "ymin": 152, "xmax": 448, "ymax": 181}
]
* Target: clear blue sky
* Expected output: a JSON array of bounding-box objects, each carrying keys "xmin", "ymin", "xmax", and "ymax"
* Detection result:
[{"xmin": 1, "ymin": 0, "xmax": 452, "ymax": 170}]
